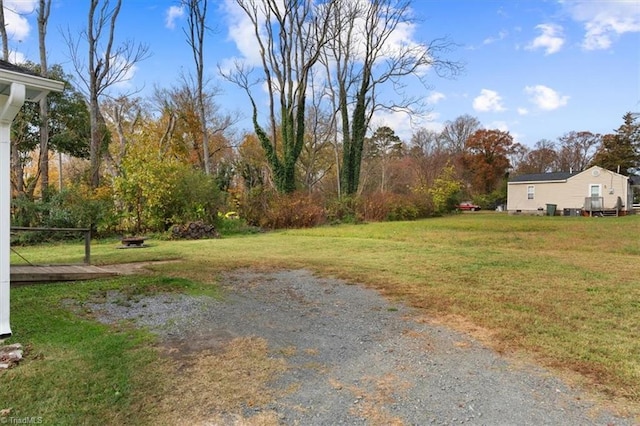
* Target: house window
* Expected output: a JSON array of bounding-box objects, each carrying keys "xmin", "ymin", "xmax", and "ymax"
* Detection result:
[{"xmin": 527, "ymin": 185, "xmax": 534, "ymax": 200}]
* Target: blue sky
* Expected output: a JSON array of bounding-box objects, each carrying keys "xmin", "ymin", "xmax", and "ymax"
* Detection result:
[{"xmin": 3, "ymin": 0, "xmax": 639, "ymax": 147}]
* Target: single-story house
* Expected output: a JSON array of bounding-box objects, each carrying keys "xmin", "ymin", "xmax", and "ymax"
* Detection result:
[{"xmin": 507, "ymin": 165, "xmax": 635, "ymax": 216}]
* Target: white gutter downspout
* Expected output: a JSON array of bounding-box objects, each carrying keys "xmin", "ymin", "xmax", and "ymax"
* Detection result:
[{"xmin": 0, "ymin": 82, "xmax": 26, "ymax": 338}]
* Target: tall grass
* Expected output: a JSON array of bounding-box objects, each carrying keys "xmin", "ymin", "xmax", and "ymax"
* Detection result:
[{"xmin": 6, "ymin": 213, "xmax": 640, "ymax": 417}]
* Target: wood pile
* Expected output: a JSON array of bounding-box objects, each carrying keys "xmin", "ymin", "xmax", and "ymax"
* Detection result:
[
  {"xmin": 171, "ymin": 221, "xmax": 220, "ymax": 240},
  {"xmin": 0, "ymin": 343, "xmax": 23, "ymax": 369}
]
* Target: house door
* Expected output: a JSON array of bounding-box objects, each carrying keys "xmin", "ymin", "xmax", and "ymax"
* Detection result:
[{"xmin": 590, "ymin": 184, "xmax": 602, "ymax": 209}]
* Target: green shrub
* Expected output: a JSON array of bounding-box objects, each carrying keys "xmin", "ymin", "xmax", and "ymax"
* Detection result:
[
  {"xmin": 113, "ymin": 155, "xmax": 223, "ymax": 234},
  {"xmin": 214, "ymin": 212, "xmax": 261, "ymax": 236},
  {"xmin": 325, "ymin": 196, "xmax": 360, "ymax": 224},
  {"xmin": 166, "ymin": 169, "xmax": 223, "ymax": 226},
  {"xmin": 10, "ymin": 185, "xmax": 117, "ymax": 244},
  {"xmin": 428, "ymin": 164, "xmax": 462, "ymax": 215},
  {"xmin": 386, "ymin": 195, "xmax": 421, "ymax": 221},
  {"xmin": 473, "ymin": 188, "xmax": 507, "ymax": 211}
]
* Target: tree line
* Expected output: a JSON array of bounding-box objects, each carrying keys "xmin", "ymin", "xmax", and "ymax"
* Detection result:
[{"xmin": 5, "ymin": 0, "xmax": 639, "ymax": 236}]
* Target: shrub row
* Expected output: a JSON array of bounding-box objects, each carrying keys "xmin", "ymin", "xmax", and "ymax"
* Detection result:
[
  {"xmin": 239, "ymin": 189, "xmax": 436, "ymax": 229},
  {"xmin": 12, "ymin": 184, "xmax": 450, "ymax": 244}
]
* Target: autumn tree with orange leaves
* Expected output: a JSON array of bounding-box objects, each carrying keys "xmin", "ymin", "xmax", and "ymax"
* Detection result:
[{"xmin": 462, "ymin": 129, "xmax": 514, "ymax": 195}]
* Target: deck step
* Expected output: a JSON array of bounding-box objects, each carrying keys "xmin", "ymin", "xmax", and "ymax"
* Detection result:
[{"xmin": 10, "ymin": 265, "xmax": 118, "ymax": 284}]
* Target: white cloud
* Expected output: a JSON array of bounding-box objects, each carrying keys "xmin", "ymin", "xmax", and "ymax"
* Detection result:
[
  {"xmin": 473, "ymin": 89, "xmax": 506, "ymax": 112},
  {"xmin": 165, "ymin": 5, "xmax": 184, "ymax": 30},
  {"xmin": 221, "ymin": 0, "xmax": 428, "ymax": 74},
  {"xmin": 483, "ymin": 30, "xmax": 508, "ymax": 45},
  {"xmin": 9, "ymin": 50, "xmax": 26, "ymax": 64},
  {"xmin": 107, "ymin": 54, "xmax": 138, "ymax": 92},
  {"xmin": 370, "ymin": 109, "xmax": 443, "ymax": 142},
  {"xmin": 222, "ymin": 0, "xmax": 264, "ymax": 66},
  {"xmin": 517, "ymin": 107, "xmax": 529, "ymax": 116},
  {"xmin": 2, "ymin": 0, "xmax": 36, "ymax": 41},
  {"xmin": 487, "ymin": 121, "xmax": 509, "ymax": 132},
  {"xmin": 426, "ymin": 92, "xmax": 445, "ymax": 105},
  {"xmin": 524, "ymin": 85, "xmax": 569, "ymax": 110},
  {"xmin": 562, "ymin": 0, "xmax": 640, "ymax": 50},
  {"xmin": 526, "ymin": 23, "xmax": 565, "ymax": 55}
]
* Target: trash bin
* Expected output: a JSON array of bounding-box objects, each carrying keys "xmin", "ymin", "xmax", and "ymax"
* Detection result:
[{"xmin": 546, "ymin": 203, "xmax": 557, "ymax": 216}]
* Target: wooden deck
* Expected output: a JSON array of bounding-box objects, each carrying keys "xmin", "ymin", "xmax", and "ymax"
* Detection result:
[{"xmin": 10, "ymin": 265, "xmax": 119, "ymax": 284}]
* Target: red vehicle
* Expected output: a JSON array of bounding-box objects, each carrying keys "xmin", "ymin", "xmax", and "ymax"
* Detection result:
[{"xmin": 457, "ymin": 202, "xmax": 481, "ymax": 211}]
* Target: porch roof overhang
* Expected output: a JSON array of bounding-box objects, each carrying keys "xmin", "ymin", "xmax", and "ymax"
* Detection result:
[{"xmin": 0, "ymin": 68, "xmax": 65, "ymax": 103}]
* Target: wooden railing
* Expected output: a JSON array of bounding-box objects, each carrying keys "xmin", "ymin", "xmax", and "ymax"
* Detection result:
[
  {"xmin": 584, "ymin": 196, "xmax": 604, "ymax": 212},
  {"xmin": 10, "ymin": 227, "xmax": 92, "ymax": 264}
]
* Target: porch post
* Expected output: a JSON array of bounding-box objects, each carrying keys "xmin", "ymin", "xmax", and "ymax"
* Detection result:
[{"xmin": 0, "ymin": 82, "xmax": 26, "ymax": 339}]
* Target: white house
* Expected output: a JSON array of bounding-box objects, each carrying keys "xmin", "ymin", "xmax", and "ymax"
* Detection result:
[
  {"xmin": 1, "ymin": 61, "xmax": 64, "ymax": 338},
  {"xmin": 507, "ymin": 165, "xmax": 634, "ymax": 216}
]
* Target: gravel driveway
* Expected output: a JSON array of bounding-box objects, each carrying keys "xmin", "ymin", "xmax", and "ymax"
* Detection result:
[{"xmin": 88, "ymin": 269, "xmax": 636, "ymax": 425}]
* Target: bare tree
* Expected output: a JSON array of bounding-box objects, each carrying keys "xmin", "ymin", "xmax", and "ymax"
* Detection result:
[
  {"xmin": 100, "ymin": 95, "xmax": 145, "ymax": 178},
  {"xmin": 514, "ymin": 139, "xmax": 558, "ymax": 174},
  {"xmin": 222, "ymin": 0, "xmax": 334, "ymax": 193},
  {"xmin": 152, "ymin": 75, "xmax": 238, "ymax": 170},
  {"xmin": 321, "ymin": 0, "xmax": 461, "ymax": 196},
  {"xmin": 183, "ymin": 0, "xmax": 213, "ymax": 175},
  {"xmin": 409, "ymin": 127, "xmax": 451, "ymax": 188},
  {"xmin": 556, "ymin": 131, "xmax": 601, "ymax": 172},
  {"xmin": 441, "ymin": 114, "xmax": 481, "ymax": 154},
  {"xmin": 65, "ymin": 0, "xmax": 149, "ymax": 189},
  {"xmin": 410, "ymin": 127, "xmax": 446, "ymax": 157},
  {"xmin": 299, "ymin": 105, "xmax": 336, "ymax": 193},
  {"xmin": 37, "ymin": 0, "xmax": 51, "ymax": 196}
]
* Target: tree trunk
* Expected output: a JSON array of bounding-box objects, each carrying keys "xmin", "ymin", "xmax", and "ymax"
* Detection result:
[
  {"xmin": 38, "ymin": 0, "xmax": 51, "ymax": 197},
  {"xmin": 10, "ymin": 143, "xmax": 24, "ymax": 194},
  {"xmin": 0, "ymin": 1, "xmax": 8, "ymax": 61},
  {"xmin": 185, "ymin": 0, "xmax": 211, "ymax": 175},
  {"xmin": 89, "ymin": 95, "xmax": 101, "ymax": 189}
]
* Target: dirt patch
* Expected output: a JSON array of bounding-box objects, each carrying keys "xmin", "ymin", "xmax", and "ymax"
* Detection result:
[
  {"xmin": 98, "ymin": 260, "xmax": 181, "ymax": 275},
  {"xmin": 84, "ymin": 269, "xmax": 639, "ymax": 425},
  {"xmin": 158, "ymin": 336, "xmax": 287, "ymax": 424}
]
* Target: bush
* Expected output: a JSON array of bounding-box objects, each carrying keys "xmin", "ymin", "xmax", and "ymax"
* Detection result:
[
  {"xmin": 10, "ymin": 185, "xmax": 118, "ymax": 244},
  {"xmin": 265, "ymin": 192, "xmax": 326, "ymax": 229},
  {"xmin": 113, "ymin": 157, "xmax": 224, "ymax": 234},
  {"xmin": 214, "ymin": 212, "xmax": 261, "ymax": 236},
  {"xmin": 358, "ymin": 192, "xmax": 426, "ymax": 222},
  {"xmin": 325, "ymin": 196, "xmax": 360, "ymax": 224},
  {"xmin": 51, "ymin": 185, "xmax": 118, "ymax": 235},
  {"xmin": 386, "ymin": 195, "xmax": 421, "ymax": 221},
  {"xmin": 238, "ymin": 188, "xmax": 326, "ymax": 229},
  {"xmin": 473, "ymin": 188, "xmax": 507, "ymax": 211},
  {"xmin": 237, "ymin": 186, "xmax": 274, "ymax": 228},
  {"xmin": 166, "ymin": 169, "xmax": 223, "ymax": 226},
  {"xmin": 428, "ymin": 164, "xmax": 462, "ymax": 215}
]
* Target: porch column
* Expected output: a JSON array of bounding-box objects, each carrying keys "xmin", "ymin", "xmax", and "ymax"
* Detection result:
[{"xmin": 0, "ymin": 82, "xmax": 26, "ymax": 338}]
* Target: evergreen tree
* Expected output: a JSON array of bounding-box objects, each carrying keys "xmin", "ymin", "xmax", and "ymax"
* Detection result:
[{"xmin": 592, "ymin": 112, "xmax": 640, "ymax": 175}]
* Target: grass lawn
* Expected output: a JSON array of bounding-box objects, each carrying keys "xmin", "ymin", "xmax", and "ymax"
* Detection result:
[{"xmin": 4, "ymin": 212, "xmax": 640, "ymax": 422}]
